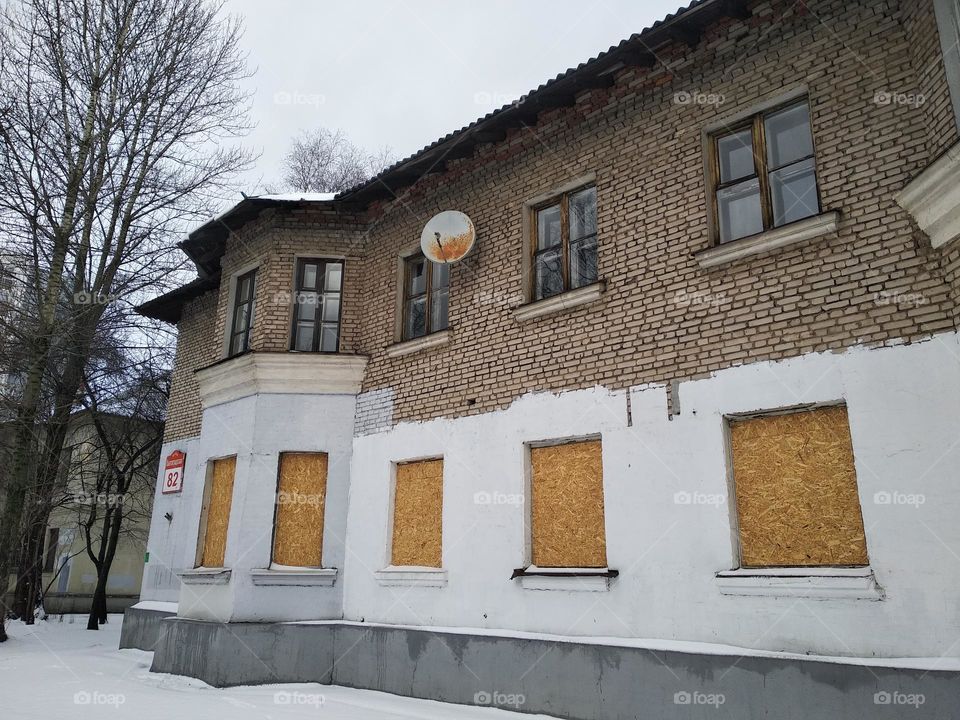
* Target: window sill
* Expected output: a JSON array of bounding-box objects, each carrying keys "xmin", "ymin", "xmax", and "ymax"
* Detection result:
[
  {"xmin": 374, "ymin": 566, "xmax": 448, "ymax": 587},
  {"xmin": 178, "ymin": 568, "xmax": 231, "ymax": 586},
  {"xmin": 694, "ymin": 211, "xmax": 840, "ymax": 269},
  {"xmin": 512, "ymin": 566, "xmax": 618, "ymax": 592},
  {"xmin": 385, "ymin": 329, "xmax": 451, "ymax": 358},
  {"xmin": 250, "ymin": 567, "xmax": 338, "ymax": 587},
  {"xmin": 897, "ymin": 142, "xmax": 960, "ymax": 249},
  {"xmin": 715, "ymin": 567, "xmax": 884, "ymax": 600},
  {"xmin": 513, "ymin": 281, "xmax": 606, "ymax": 322}
]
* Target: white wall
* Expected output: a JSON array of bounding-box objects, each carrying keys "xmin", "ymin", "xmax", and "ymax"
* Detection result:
[
  {"xmin": 141, "ymin": 392, "xmax": 358, "ymax": 622},
  {"xmin": 342, "ymin": 332, "xmax": 960, "ymax": 658}
]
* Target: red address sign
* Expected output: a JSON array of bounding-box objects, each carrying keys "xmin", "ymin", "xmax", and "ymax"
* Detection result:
[{"xmin": 162, "ymin": 450, "xmax": 186, "ymax": 494}]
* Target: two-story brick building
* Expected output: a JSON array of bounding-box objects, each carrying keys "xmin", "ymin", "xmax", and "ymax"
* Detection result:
[{"xmin": 124, "ymin": 0, "xmax": 960, "ymax": 716}]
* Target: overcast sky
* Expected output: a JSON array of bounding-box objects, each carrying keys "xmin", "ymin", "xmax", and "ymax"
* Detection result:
[{"xmin": 223, "ymin": 0, "xmax": 683, "ymax": 197}]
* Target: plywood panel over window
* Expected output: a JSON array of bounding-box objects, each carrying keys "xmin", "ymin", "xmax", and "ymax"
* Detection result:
[
  {"xmin": 530, "ymin": 439, "xmax": 607, "ymax": 568},
  {"xmin": 200, "ymin": 456, "xmax": 236, "ymax": 567},
  {"xmin": 272, "ymin": 453, "xmax": 328, "ymax": 567},
  {"xmin": 391, "ymin": 459, "xmax": 443, "ymax": 567},
  {"xmin": 730, "ymin": 406, "xmax": 869, "ymax": 568}
]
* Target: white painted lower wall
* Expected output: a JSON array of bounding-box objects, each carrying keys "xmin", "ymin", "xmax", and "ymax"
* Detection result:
[
  {"xmin": 141, "ymin": 392, "xmax": 358, "ymax": 623},
  {"xmin": 342, "ymin": 332, "xmax": 960, "ymax": 659},
  {"xmin": 140, "ymin": 332, "xmax": 960, "ymax": 657}
]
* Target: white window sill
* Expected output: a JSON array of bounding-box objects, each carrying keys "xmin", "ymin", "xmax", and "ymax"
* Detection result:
[
  {"xmin": 250, "ymin": 567, "xmax": 338, "ymax": 587},
  {"xmin": 374, "ymin": 566, "xmax": 448, "ymax": 587},
  {"xmin": 897, "ymin": 142, "xmax": 960, "ymax": 249},
  {"xmin": 715, "ymin": 567, "xmax": 884, "ymax": 600},
  {"xmin": 694, "ymin": 211, "xmax": 840, "ymax": 269},
  {"xmin": 178, "ymin": 568, "xmax": 231, "ymax": 586},
  {"xmin": 513, "ymin": 281, "xmax": 606, "ymax": 322},
  {"xmin": 513, "ymin": 566, "xmax": 617, "ymax": 592},
  {"xmin": 385, "ymin": 329, "xmax": 451, "ymax": 358}
]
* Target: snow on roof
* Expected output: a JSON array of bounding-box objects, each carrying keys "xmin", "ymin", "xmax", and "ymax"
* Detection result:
[{"xmin": 253, "ymin": 192, "xmax": 337, "ymax": 202}]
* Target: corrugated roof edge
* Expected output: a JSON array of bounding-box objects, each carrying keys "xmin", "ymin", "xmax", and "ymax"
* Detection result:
[{"xmin": 334, "ymin": 0, "xmax": 712, "ymax": 200}]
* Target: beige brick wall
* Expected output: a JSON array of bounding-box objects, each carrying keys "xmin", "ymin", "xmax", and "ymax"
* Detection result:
[
  {"xmin": 903, "ymin": 0, "xmax": 960, "ymax": 160},
  {"xmin": 164, "ymin": 290, "xmax": 219, "ymax": 442},
  {"xmin": 211, "ymin": 206, "xmax": 366, "ymax": 356},
  {"xmin": 355, "ymin": 0, "xmax": 960, "ymax": 424},
  {"xmin": 164, "ymin": 0, "xmax": 960, "ymax": 439}
]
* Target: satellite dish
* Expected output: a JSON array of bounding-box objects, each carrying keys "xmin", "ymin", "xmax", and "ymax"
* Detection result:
[{"xmin": 420, "ymin": 210, "xmax": 476, "ymax": 263}]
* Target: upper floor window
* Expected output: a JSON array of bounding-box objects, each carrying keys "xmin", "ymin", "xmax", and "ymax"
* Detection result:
[
  {"xmin": 531, "ymin": 184, "xmax": 597, "ymax": 301},
  {"xmin": 291, "ymin": 259, "xmax": 342, "ymax": 352},
  {"xmin": 229, "ymin": 269, "xmax": 256, "ymax": 357},
  {"xmin": 711, "ymin": 99, "xmax": 820, "ymax": 244},
  {"xmin": 403, "ymin": 254, "xmax": 448, "ymax": 340}
]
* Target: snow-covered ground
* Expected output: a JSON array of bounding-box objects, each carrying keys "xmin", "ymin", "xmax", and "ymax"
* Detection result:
[{"xmin": 0, "ymin": 615, "xmax": 554, "ymax": 719}]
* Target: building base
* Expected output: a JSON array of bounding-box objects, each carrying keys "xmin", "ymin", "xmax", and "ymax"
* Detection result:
[
  {"xmin": 147, "ymin": 617, "xmax": 958, "ymax": 719},
  {"xmin": 118, "ymin": 604, "xmax": 178, "ymax": 651}
]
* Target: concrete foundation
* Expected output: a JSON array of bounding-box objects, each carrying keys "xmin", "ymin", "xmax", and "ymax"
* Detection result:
[
  {"xmin": 148, "ymin": 617, "xmax": 959, "ymax": 719},
  {"xmin": 118, "ymin": 605, "xmax": 177, "ymax": 651}
]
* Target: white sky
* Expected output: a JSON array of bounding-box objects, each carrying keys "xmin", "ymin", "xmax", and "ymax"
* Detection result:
[{"xmin": 224, "ymin": 0, "xmax": 684, "ymax": 197}]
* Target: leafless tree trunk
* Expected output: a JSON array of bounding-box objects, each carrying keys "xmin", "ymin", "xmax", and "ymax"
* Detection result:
[{"xmin": 0, "ymin": 0, "xmax": 252, "ymax": 640}]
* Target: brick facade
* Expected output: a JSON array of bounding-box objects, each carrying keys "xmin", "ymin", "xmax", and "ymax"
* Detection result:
[{"xmin": 164, "ymin": 0, "xmax": 960, "ymax": 441}]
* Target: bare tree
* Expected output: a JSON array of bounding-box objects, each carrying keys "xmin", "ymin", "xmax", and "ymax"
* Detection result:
[
  {"xmin": 74, "ymin": 348, "xmax": 166, "ymax": 630},
  {"xmin": 280, "ymin": 128, "xmax": 394, "ymax": 193},
  {"xmin": 0, "ymin": 0, "xmax": 253, "ymax": 640}
]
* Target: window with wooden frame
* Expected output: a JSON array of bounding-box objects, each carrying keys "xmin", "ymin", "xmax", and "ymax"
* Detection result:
[
  {"xmin": 402, "ymin": 254, "xmax": 448, "ymax": 340},
  {"xmin": 43, "ymin": 528, "xmax": 59, "ymax": 573},
  {"xmin": 529, "ymin": 439, "xmax": 607, "ymax": 568},
  {"xmin": 530, "ymin": 184, "xmax": 597, "ymax": 301},
  {"xmin": 228, "ymin": 270, "xmax": 257, "ymax": 356},
  {"xmin": 198, "ymin": 456, "xmax": 236, "ymax": 568},
  {"xmin": 271, "ymin": 452, "xmax": 328, "ymax": 567},
  {"xmin": 728, "ymin": 405, "xmax": 869, "ymax": 568},
  {"xmin": 290, "ymin": 259, "xmax": 343, "ymax": 352},
  {"xmin": 391, "ymin": 459, "xmax": 443, "ymax": 567},
  {"xmin": 710, "ymin": 99, "xmax": 821, "ymax": 244}
]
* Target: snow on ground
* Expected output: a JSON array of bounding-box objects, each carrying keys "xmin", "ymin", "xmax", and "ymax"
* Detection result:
[{"xmin": 0, "ymin": 616, "xmax": 555, "ymax": 719}]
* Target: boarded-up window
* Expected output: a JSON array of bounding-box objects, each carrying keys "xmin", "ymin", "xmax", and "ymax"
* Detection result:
[
  {"xmin": 530, "ymin": 439, "xmax": 607, "ymax": 568},
  {"xmin": 729, "ymin": 406, "xmax": 869, "ymax": 568},
  {"xmin": 391, "ymin": 459, "xmax": 443, "ymax": 567},
  {"xmin": 272, "ymin": 452, "xmax": 328, "ymax": 567},
  {"xmin": 199, "ymin": 456, "xmax": 236, "ymax": 567}
]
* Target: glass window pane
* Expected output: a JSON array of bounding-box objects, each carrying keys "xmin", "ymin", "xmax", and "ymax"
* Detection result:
[
  {"xmin": 407, "ymin": 258, "xmax": 427, "ymax": 296},
  {"xmin": 717, "ymin": 178, "xmax": 764, "ymax": 243},
  {"xmin": 534, "ymin": 248, "xmax": 563, "ymax": 300},
  {"xmin": 770, "ymin": 157, "xmax": 819, "ymax": 226},
  {"xmin": 239, "ymin": 275, "xmax": 254, "ymax": 300},
  {"xmin": 320, "ymin": 324, "xmax": 338, "ymax": 352},
  {"xmin": 322, "ymin": 293, "xmax": 340, "ymax": 322},
  {"xmin": 233, "ymin": 303, "xmax": 249, "ymax": 334},
  {"xmin": 231, "ymin": 332, "xmax": 246, "ymax": 355},
  {"xmin": 301, "ymin": 263, "xmax": 318, "ymax": 291},
  {"xmin": 294, "ymin": 323, "xmax": 314, "ymax": 351},
  {"xmin": 430, "ymin": 288, "xmax": 448, "ymax": 332},
  {"xmin": 297, "ymin": 292, "xmax": 318, "ymax": 320},
  {"xmin": 570, "ymin": 236, "xmax": 598, "ymax": 289},
  {"xmin": 537, "ymin": 204, "xmax": 562, "ymax": 250},
  {"xmin": 405, "ymin": 297, "xmax": 427, "ymax": 339},
  {"xmin": 432, "ymin": 261, "xmax": 449, "ymax": 289},
  {"xmin": 569, "ymin": 186, "xmax": 597, "ymax": 241},
  {"xmin": 324, "ymin": 262, "xmax": 342, "ymax": 291},
  {"xmin": 717, "ymin": 129, "xmax": 756, "ymax": 183},
  {"xmin": 765, "ymin": 103, "xmax": 814, "ymax": 169}
]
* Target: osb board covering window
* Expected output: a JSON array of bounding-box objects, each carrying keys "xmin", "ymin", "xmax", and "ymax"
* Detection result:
[
  {"xmin": 391, "ymin": 459, "xmax": 443, "ymax": 567},
  {"xmin": 200, "ymin": 456, "xmax": 236, "ymax": 567},
  {"xmin": 730, "ymin": 405, "xmax": 869, "ymax": 568},
  {"xmin": 530, "ymin": 439, "xmax": 607, "ymax": 568},
  {"xmin": 272, "ymin": 453, "xmax": 328, "ymax": 567}
]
